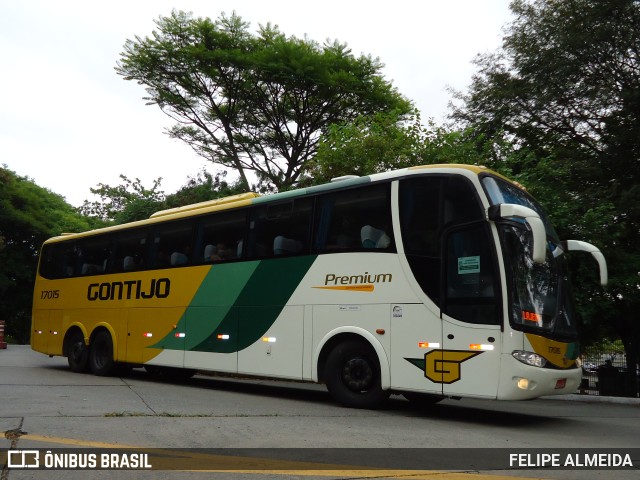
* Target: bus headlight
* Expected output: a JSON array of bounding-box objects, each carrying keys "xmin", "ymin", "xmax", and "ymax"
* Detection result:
[{"xmin": 512, "ymin": 350, "xmax": 547, "ymax": 368}]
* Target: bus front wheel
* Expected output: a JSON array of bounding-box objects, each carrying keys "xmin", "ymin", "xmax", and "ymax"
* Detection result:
[
  {"xmin": 324, "ymin": 340, "xmax": 390, "ymax": 409},
  {"xmin": 89, "ymin": 331, "xmax": 116, "ymax": 376}
]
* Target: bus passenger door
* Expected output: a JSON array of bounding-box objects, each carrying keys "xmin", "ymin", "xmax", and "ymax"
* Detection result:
[{"xmin": 441, "ymin": 224, "xmax": 502, "ymax": 398}]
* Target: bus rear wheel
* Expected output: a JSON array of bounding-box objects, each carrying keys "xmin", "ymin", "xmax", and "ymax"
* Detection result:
[
  {"xmin": 89, "ymin": 331, "xmax": 116, "ymax": 376},
  {"xmin": 66, "ymin": 330, "xmax": 89, "ymax": 373},
  {"xmin": 324, "ymin": 340, "xmax": 390, "ymax": 409}
]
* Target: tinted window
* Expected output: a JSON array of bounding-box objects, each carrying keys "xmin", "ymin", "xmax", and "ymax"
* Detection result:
[
  {"xmin": 399, "ymin": 175, "xmax": 485, "ymax": 306},
  {"xmin": 77, "ymin": 236, "xmax": 112, "ymax": 275},
  {"xmin": 313, "ymin": 184, "xmax": 393, "ymax": 253},
  {"xmin": 113, "ymin": 229, "xmax": 150, "ymax": 272},
  {"xmin": 248, "ymin": 198, "xmax": 313, "ymax": 258},
  {"xmin": 444, "ymin": 224, "xmax": 500, "ymax": 325},
  {"xmin": 198, "ymin": 210, "xmax": 247, "ymax": 263},
  {"xmin": 151, "ymin": 221, "xmax": 194, "ymax": 268},
  {"xmin": 39, "ymin": 242, "xmax": 77, "ymax": 279}
]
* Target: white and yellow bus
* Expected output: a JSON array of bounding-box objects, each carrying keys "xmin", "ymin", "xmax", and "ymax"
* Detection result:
[{"xmin": 31, "ymin": 165, "xmax": 608, "ymax": 408}]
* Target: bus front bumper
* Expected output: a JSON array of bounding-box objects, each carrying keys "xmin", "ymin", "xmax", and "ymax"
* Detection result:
[{"xmin": 497, "ymin": 354, "xmax": 582, "ymax": 400}]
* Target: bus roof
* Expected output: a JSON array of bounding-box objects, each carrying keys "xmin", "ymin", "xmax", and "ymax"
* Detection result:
[{"xmin": 44, "ymin": 164, "xmax": 509, "ymax": 244}]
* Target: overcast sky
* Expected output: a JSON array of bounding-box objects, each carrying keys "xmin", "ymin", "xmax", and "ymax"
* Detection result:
[{"xmin": 1, "ymin": 0, "xmax": 513, "ymax": 207}]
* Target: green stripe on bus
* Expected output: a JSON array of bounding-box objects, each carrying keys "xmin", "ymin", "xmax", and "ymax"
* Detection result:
[
  {"xmin": 151, "ymin": 261, "xmax": 260, "ymax": 351},
  {"xmin": 151, "ymin": 256, "xmax": 317, "ymax": 353},
  {"xmin": 191, "ymin": 255, "xmax": 317, "ymax": 353}
]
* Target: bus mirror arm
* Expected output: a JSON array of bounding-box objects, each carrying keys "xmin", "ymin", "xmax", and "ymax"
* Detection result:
[
  {"xmin": 561, "ymin": 240, "xmax": 608, "ymax": 286},
  {"xmin": 488, "ymin": 204, "xmax": 546, "ymax": 264}
]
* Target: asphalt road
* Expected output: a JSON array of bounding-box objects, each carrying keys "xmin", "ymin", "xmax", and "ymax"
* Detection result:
[{"xmin": 1, "ymin": 345, "xmax": 639, "ymax": 480}]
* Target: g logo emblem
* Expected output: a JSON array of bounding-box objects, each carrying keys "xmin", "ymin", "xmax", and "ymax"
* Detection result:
[{"xmin": 406, "ymin": 349, "xmax": 483, "ymax": 384}]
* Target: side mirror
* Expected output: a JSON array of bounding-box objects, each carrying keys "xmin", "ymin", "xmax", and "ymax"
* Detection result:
[
  {"xmin": 488, "ymin": 204, "xmax": 546, "ymax": 264},
  {"xmin": 562, "ymin": 240, "xmax": 608, "ymax": 286}
]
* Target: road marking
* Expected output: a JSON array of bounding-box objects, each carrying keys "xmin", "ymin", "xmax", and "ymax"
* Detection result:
[{"xmin": 20, "ymin": 433, "xmax": 547, "ymax": 479}]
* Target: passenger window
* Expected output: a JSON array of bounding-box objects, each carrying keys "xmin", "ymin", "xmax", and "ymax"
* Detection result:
[
  {"xmin": 247, "ymin": 199, "xmax": 312, "ymax": 259},
  {"xmin": 77, "ymin": 237, "xmax": 112, "ymax": 275},
  {"xmin": 114, "ymin": 229, "xmax": 149, "ymax": 272},
  {"xmin": 199, "ymin": 210, "xmax": 247, "ymax": 263},
  {"xmin": 399, "ymin": 177, "xmax": 444, "ymax": 303},
  {"xmin": 314, "ymin": 184, "xmax": 393, "ymax": 253},
  {"xmin": 444, "ymin": 224, "xmax": 500, "ymax": 325},
  {"xmin": 151, "ymin": 221, "xmax": 193, "ymax": 268},
  {"xmin": 39, "ymin": 242, "xmax": 77, "ymax": 279}
]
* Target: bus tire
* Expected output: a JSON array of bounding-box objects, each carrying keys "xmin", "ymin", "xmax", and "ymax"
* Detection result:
[
  {"xmin": 89, "ymin": 331, "xmax": 116, "ymax": 376},
  {"xmin": 66, "ymin": 330, "xmax": 89, "ymax": 373},
  {"xmin": 324, "ymin": 340, "xmax": 390, "ymax": 409}
]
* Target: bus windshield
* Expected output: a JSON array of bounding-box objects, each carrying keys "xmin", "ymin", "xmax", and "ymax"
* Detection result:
[{"xmin": 482, "ymin": 176, "xmax": 578, "ymax": 340}]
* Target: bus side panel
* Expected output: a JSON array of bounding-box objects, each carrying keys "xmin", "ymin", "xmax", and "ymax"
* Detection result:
[
  {"xmin": 182, "ymin": 306, "xmax": 238, "ymax": 374},
  {"xmin": 31, "ymin": 309, "xmax": 49, "ymax": 354},
  {"xmin": 126, "ymin": 307, "xmax": 186, "ymax": 365},
  {"xmin": 32, "ymin": 276, "xmax": 63, "ymax": 355},
  {"xmin": 48, "ymin": 310, "xmax": 64, "ymax": 356},
  {"xmin": 389, "ymin": 303, "xmax": 443, "ymax": 395},
  {"xmin": 442, "ymin": 315, "xmax": 501, "ymax": 399},
  {"xmin": 303, "ymin": 305, "xmax": 313, "ymax": 380},
  {"xmin": 312, "ymin": 303, "xmax": 392, "ymax": 369},
  {"xmin": 238, "ymin": 305, "xmax": 304, "ymax": 379}
]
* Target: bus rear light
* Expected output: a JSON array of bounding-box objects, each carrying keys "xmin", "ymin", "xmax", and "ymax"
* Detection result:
[
  {"xmin": 418, "ymin": 342, "xmax": 440, "ymax": 348},
  {"xmin": 555, "ymin": 378, "xmax": 567, "ymax": 389},
  {"xmin": 52, "ymin": 331, "xmax": 58, "ymax": 335},
  {"xmin": 262, "ymin": 337, "xmax": 276, "ymax": 343},
  {"xmin": 143, "ymin": 332, "xmax": 153, "ymax": 338},
  {"xmin": 35, "ymin": 330, "xmax": 42, "ymax": 335},
  {"xmin": 217, "ymin": 334, "xmax": 230, "ymax": 340},
  {"xmin": 174, "ymin": 333, "xmax": 186, "ymax": 338}
]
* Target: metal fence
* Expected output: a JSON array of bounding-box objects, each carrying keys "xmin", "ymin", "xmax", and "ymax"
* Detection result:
[{"xmin": 578, "ymin": 345, "xmax": 639, "ymax": 397}]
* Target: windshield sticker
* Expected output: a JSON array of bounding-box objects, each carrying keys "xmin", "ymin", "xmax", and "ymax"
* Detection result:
[{"xmin": 458, "ymin": 256, "xmax": 480, "ymax": 274}]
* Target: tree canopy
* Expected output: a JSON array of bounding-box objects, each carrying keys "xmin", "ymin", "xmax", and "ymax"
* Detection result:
[
  {"xmin": 79, "ymin": 170, "xmax": 246, "ymax": 224},
  {"xmin": 0, "ymin": 166, "xmax": 95, "ymax": 343},
  {"xmin": 309, "ymin": 110, "xmax": 499, "ymax": 183},
  {"xmin": 116, "ymin": 10, "xmax": 411, "ymax": 191}
]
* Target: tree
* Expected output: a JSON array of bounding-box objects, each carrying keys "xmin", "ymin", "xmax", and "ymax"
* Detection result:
[
  {"xmin": 116, "ymin": 10, "xmax": 411, "ymax": 191},
  {"xmin": 79, "ymin": 175, "xmax": 166, "ymax": 223},
  {"xmin": 0, "ymin": 166, "xmax": 94, "ymax": 343},
  {"xmin": 165, "ymin": 169, "xmax": 245, "ymax": 208},
  {"xmin": 308, "ymin": 110, "xmax": 425, "ymax": 183},
  {"xmin": 451, "ymin": 0, "xmax": 640, "ymax": 394},
  {"xmin": 309, "ymin": 109, "xmax": 504, "ymax": 183},
  {"xmin": 79, "ymin": 170, "xmax": 246, "ymax": 225}
]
